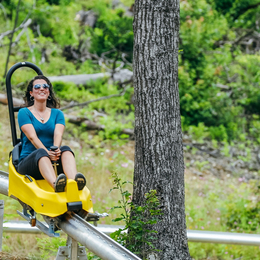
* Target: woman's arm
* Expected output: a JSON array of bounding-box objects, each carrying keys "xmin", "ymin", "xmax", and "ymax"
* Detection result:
[
  {"xmin": 21, "ymin": 124, "xmax": 60, "ymax": 161},
  {"xmin": 53, "ymin": 124, "xmax": 65, "ymax": 147},
  {"xmin": 21, "ymin": 124, "xmax": 48, "ymax": 151},
  {"xmin": 53, "ymin": 124, "xmax": 65, "ymax": 158}
]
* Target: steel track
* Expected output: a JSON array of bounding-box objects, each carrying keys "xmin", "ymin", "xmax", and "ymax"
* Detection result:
[
  {"xmin": 59, "ymin": 213, "xmax": 140, "ymax": 260},
  {"xmin": 0, "ymin": 170, "xmax": 141, "ymax": 260}
]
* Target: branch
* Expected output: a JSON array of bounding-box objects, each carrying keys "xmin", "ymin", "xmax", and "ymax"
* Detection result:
[
  {"xmin": 47, "ymin": 69, "xmax": 133, "ymax": 85},
  {"xmin": 36, "ymin": 24, "xmax": 42, "ymax": 36},
  {"xmin": 60, "ymin": 79, "xmax": 132, "ymax": 110},
  {"xmin": 0, "ymin": 93, "xmax": 24, "ymax": 106},
  {"xmin": 0, "ymin": 17, "xmax": 31, "ymax": 43},
  {"xmin": 64, "ymin": 114, "xmax": 105, "ymax": 130},
  {"xmin": 65, "ymin": 113, "xmax": 134, "ymax": 138},
  {"xmin": 0, "ymin": 3, "xmax": 8, "ymax": 22},
  {"xmin": 0, "ymin": 19, "xmax": 32, "ymax": 49},
  {"xmin": 11, "ymin": 19, "xmax": 32, "ymax": 47},
  {"xmin": 26, "ymin": 27, "xmax": 36, "ymax": 63},
  {"xmin": 215, "ymin": 83, "xmax": 230, "ymax": 90},
  {"xmin": 121, "ymin": 53, "xmax": 132, "ymax": 66},
  {"xmin": 233, "ymin": 29, "xmax": 254, "ymax": 47},
  {"xmin": 3, "ymin": 0, "xmax": 22, "ymax": 78},
  {"xmin": 94, "ymin": 49, "xmax": 125, "ymax": 72}
]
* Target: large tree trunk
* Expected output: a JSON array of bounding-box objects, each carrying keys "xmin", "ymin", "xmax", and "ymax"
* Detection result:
[{"xmin": 132, "ymin": 0, "xmax": 191, "ymax": 259}]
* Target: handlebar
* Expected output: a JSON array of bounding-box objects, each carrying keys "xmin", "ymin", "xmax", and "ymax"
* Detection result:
[{"xmin": 6, "ymin": 62, "xmax": 43, "ymax": 146}]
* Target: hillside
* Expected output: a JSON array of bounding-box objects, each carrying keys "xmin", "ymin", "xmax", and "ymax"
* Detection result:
[
  {"xmin": 0, "ymin": 0, "xmax": 260, "ymax": 145},
  {"xmin": 1, "ymin": 0, "xmax": 260, "ymax": 259}
]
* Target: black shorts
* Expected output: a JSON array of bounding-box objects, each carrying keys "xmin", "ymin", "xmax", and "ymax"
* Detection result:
[{"xmin": 17, "ymin": 146, "xmax": 74, "ymax": 180}]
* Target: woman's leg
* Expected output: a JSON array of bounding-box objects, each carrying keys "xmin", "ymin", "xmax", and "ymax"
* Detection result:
[
  {"xmin": 59, "ymin": 146, "xmax": 86, "ymax": 190},
  {"xmin": 38, "ymin": 156, "xmax": 57, "ymax": 188},
  {"xmin": 39, "ymin": 156, "xmax": 67, "ymax": 192},
  {"xmin": 60, "ymin": 150, "xmax": 77, "ymax": 179},
  {"xmin": 18, "ymin": 148, "xmax": 63, "ymax": 191}
]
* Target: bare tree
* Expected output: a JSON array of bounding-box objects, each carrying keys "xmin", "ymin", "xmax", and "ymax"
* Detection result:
[
  {"xmin": 131, "ymin": 0, "xmax": 191, "ymax": 259},
  {"xmin": 3, "ymin": 0, "xmax": 22, "ymax": 78}
]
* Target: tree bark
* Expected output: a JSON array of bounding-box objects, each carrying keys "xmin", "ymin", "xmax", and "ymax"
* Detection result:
[{"xmin": 132, "ymin": 0, "xmax": 191, "ymax": 259}]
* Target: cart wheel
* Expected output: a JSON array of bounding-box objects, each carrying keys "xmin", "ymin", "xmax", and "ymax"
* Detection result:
[{"xmin": 31, "ymin": 218, "xmax": 36, "ymax": 227}]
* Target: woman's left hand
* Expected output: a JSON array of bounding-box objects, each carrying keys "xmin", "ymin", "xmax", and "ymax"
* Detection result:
[
  {"xmin": 55, "ymin": 147, "xmax": 61, "ymax": 158},
  {"xmin": 48, "ymin": 147, "xmax": 61, "ymax": 161}
]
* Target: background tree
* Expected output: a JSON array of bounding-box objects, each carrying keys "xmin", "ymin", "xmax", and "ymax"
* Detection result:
[{"xmin": 131, "ymin": 0, "xmax": 191, "ymax": 259}]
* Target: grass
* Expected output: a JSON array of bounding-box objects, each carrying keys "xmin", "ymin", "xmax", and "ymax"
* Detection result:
[
  {"xmin": 185, "ymin": 170, "xmax": 260, "ymax": 259},
  {"xmin": 0, "ymin": 103, "xmax": 260, "ymax": 259}
]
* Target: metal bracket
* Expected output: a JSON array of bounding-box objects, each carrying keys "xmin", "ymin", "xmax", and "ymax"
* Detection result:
[
  {"xmin": 17, "ymin": 208, "xmax": 60, "ymax": 237},
  {"xmin": 86, "ymin": 211, "xmax": 108, "ymax": 226},
  {"xmin": 56, "ymin": 236, "xmax": 88, "ymax": 260}
]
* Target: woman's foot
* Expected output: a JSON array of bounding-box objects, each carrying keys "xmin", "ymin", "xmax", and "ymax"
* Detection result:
[
  {"xmin": 75, "ymin": 173, "xmax": 86, "ymax": 190},
  {"xmin": 54, "ymin": 174, "xmax": 67, "ymax": 192}
]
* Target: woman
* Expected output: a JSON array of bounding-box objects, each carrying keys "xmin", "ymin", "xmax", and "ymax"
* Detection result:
[{"xmin": 17, "ymin": 75, "xmax": 86, "ymax": 192}]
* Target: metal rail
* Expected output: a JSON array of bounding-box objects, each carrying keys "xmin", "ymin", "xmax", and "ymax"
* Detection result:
[
  {"xmin": 1, "ymin": 170, "xmax": 260, "ymax": 252},
  {"xmin": 59, "ymin": 213, "xmax": 140, "ymax": 260},
  {"xmin": 3, "ymin": 221, "xmax": 122, "ymax": 235},
  {"xmin": 0, "ymin": 170, "xmax": 140, "ymax": 260},
  {"xmin": 3, "ymin": 221, "xmax": 260, "ymax": 246},
  {"xmin": 188, "ymin": 230, "xmax": 260, "ymax": 246}
]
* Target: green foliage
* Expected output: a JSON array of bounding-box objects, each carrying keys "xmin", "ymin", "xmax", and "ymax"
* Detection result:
[
  {"xmin": 45, "ymin": 0, "xmax": 72, "ymax": 5},
  {"xmin": 121, "ymin": 0, "xmax": 134, "ymax": 6},
  {"xmin": 210, "ymin": 0, "xmax": 260, "ymax": 25},
  {"xmin": 88, "ymin": 1, "xmax": 134, "ymax": 58},
  {"xmin": 185, "ymin": 174, "xmax": 260, "ymax": 259},
  {"xmin": 178, "ymin": 0, "xmax": 260, "ymax": 142},
  {"xmin": 110, "ymin": 172, "xmax": 162, "ymax": 256},
  {"xmin": 187, "ymin": 123, "xmax": 209, "ymax": 143},
  {"xmin": 194, "ymin": 160, "xmax": 209, "ymax": 171},
  {"xmin": 53, "ymin": 77, "xmax": 134, "ymax": 144},
  {"xmin": 2, "ymin": 0, "xmax": 260, "ymax": 144},
  {"xmin": 209, "ymin": 125, "xmax": 228, "ymax": 141},
  {"xmin": 36, "ymin": 237, "xmax": 66, "ymax": 259},
  {"xmin": 222, "ymin": 181, "xmax": 260, "ymax": 232}
]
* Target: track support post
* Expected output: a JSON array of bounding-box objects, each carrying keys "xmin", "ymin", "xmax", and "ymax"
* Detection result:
[
  {"xmin": 0, "ymin": 200, "xmax": 4, "ymax": 252},
  {"xmin": 56, "ymin": 236, "xmax": 88, "ymax": 260}
]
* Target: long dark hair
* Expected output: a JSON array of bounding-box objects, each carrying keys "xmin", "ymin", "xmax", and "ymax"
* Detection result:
[{"xmin": 24, "ymin": 75, "xmax": 60, "ymax": 108}]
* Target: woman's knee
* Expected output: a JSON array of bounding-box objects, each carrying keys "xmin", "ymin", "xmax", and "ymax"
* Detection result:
[
  {"xmin": 36, "ymin": 148, "xmax": 50, "ymax": 164},
  {"xmin": 60, "ymin": 146, "xmax": 74, "ymax": 156},
  {"xmin": 60, "ymin": 145, "xmax": 70, "ymax": 150}
]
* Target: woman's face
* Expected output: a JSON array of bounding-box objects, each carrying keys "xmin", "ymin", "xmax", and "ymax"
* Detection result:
[{"xmin": 30, "ymin": 79, "xmax": 50, "ymax": 103}]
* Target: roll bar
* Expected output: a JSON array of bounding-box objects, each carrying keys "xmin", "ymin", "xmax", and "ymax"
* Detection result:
[{"xmin": 5, "ymin": 62, "xmax": 43, "ymax": 146}]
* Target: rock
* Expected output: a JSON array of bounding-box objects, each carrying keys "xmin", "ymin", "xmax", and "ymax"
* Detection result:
[
  {"xmin": 111, "ymin": 0, "xmax": 133, "ymax": 17},
  {"xmin": 75, "ymin": 10, "xmax": 97, "ymax": 27},
  {"xmin": 69, "ymin": 140, "xmax": 81, "ymax": 149}
]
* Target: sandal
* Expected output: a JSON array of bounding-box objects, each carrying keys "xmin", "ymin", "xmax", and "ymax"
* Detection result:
[
  {"xmin": 54, "ymin": 174, "xmax": 67, "ymax": 192},
  {"xmin": 75, "ymin": 173, "xmax": 86, "ymax": 190}
]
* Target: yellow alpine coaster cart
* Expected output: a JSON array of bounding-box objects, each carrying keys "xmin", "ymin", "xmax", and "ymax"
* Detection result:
[{"xmin": 6, "ymin": 62, "xmax": 99, "ymax": 237}]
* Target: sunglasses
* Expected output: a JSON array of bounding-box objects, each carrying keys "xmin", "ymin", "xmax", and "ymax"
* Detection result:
[{"xmin": 33, "ymin": 83, "xmax": 50, "ymax": 89}]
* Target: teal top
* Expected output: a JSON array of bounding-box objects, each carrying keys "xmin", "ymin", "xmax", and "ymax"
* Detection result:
[{"xmin": 18, "ymin": 107, "xmax": 65, "ymax": 161}]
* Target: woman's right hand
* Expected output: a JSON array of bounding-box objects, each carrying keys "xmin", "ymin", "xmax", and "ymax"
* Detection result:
[{"xmin": 48, "ymin": 150, "xmax": 60, "ymax": 161}]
